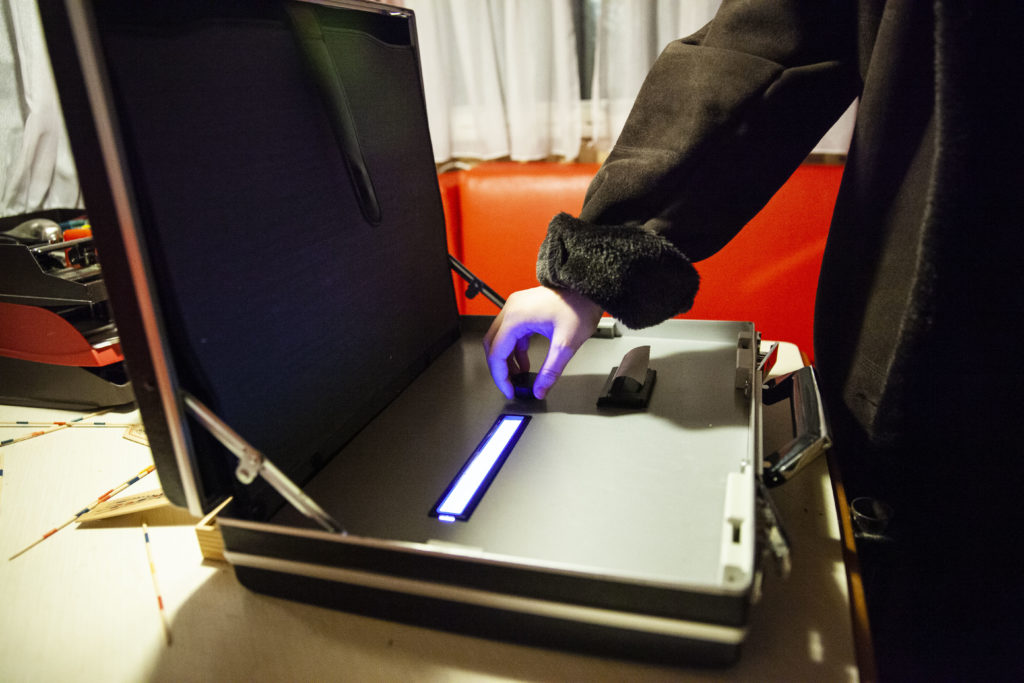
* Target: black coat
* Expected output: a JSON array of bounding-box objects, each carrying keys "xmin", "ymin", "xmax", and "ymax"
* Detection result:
[{"xmin": 537, "ymin": 1, "xmax": 1024, "ymax": 678}]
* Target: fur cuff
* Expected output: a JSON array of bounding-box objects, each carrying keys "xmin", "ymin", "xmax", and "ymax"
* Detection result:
[{"xmin": 537, "ymin": 212, "xmax": 699, "ymax": 329}]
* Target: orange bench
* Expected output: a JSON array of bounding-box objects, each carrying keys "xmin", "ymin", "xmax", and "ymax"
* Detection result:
[{"xmin": 439, "ymin": 161, "xmax": 843, "ymax": 361}]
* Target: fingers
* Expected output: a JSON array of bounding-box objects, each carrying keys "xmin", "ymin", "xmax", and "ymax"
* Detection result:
[
  {"xmin": 532, "ymin": 342, "xmax": 576, "ymax": 399},
  {"xmin": 512, "ymin": 335, "xmax": 531, "ymax": 375},
  {"xmin": 483, "ymin": 315, "xmax": 511, "ymax": 400},
  {"xmin": 483, "ymin": 306, "xmax": 526, "ymax": 400},
  {"xmin": 483, "ymin": 286, "xmax": 603, "ymax": 400}
]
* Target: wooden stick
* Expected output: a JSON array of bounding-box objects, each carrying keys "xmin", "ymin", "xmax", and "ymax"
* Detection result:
[
  {"xmin": 0, "ymin": 408, "xmax": 114, "ymax": 448},
  {"xmin": 143, "ymin": 523, "xmax": 172, "ymax": 645},
  {"xmin": 8, "ymin": 464, "xmax": 155, "ymax": 561},
  {"xmin": 0, "ymin": 421, "xmax": 137, "ymax": 428}
]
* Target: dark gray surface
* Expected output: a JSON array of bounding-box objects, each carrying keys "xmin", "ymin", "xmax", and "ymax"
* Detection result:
[{"xmin": 275, "ymin": 319, "xmax": 756, "ymax": 588}]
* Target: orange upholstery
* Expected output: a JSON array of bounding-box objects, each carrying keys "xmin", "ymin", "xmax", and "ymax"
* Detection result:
[
  {"xmin": 439, "ymin": 161, "xmax": 843, "ymax": 361},
  {"xmin": 441, "ymin": 162, "xmax": 600, "ymax": 316},
  {"xmin": 681, "ymin": 164, "xmax": 843, "ymax": 360},
  {"xmin": 438, "ymin": 169, "xmax": 466, "ymax": 310}
]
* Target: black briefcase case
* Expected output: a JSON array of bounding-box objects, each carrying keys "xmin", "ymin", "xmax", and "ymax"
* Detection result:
[{"xmin": 41, "ymin": 0, "xmax": 828, "ymax": 665}]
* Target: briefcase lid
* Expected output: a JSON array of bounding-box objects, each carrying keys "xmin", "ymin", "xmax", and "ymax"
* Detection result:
[{"xmin": 42, "ymin": 0, "xmax": 460, "ymax": 517}]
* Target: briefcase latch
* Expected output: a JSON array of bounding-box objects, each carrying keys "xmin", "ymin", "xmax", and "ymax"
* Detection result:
[
  {"xmin": 757, "ymin": 479, "xmax": 792, "ymax": 580},
  {"xmin": 736, "ymin": 330, "xmax": 757, "ymax": 397}
]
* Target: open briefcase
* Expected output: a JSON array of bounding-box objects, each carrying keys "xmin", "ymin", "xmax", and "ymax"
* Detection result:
[{"xmin": 40, "ymin": 0, "xmax": 830, "ymax": 666}]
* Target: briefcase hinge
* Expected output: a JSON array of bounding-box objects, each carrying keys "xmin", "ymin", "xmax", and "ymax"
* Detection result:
[
  {"xmin": 756, "ymin": 479, "xmax": 792, "ymax": 579},
  {"xmin": 181, "ymin": 392, "xmax": 345, "ymax": 534}
]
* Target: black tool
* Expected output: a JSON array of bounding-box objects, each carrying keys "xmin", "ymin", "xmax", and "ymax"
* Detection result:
[{"xmin": 510, "ymin": 371, "xmax": 539, "ymax": 401}]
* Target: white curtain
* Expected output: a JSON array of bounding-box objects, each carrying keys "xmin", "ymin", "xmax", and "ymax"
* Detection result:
[
  {"xmin": 589, "ymin": 0, "xmax": 722, "ymax": 154},
  {"xmin": 400, "ymin": 0, "xmax": 582, "ymax": 162},
  {"xmin": 0, "ymin": 0, "xmax": 854, "ymax": 216},
  {"xmin": 588, "ymin": 0, "xmax": 853, "ymax": 157},
  {"xmin": 401, "ymin": 0, "xmax": 852, "ymax": 164},
  {"xmin": 0, "ymin": 0, "xmax": 81, "ymax": 216}
]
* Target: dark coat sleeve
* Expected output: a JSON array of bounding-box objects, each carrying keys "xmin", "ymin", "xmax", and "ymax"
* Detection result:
[{"xmin": 537, "ymin": 0, "xmax": 861, "ymax": 329}]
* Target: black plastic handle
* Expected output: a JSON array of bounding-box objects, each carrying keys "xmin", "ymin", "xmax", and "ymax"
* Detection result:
[
  {"xmin": 762, "ymin": 365, "xmax": 832, "ymax": 487},
  {"xmin": 287, "ymin": 5, "xmax": 382, "ymax": 226}
]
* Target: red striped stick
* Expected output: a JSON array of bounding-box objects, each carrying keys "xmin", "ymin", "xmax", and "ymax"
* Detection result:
[
  {"xmin": 8, "ymin": 464, "xmax": 156, "ymax": 561},
  {"xmin": 0, "ymin": 409, "xmax": 114, "ymax": 447},
  {"xmin": 0, "ymin": 421, "xmax": 137, "ymax": 428},
  {"xmin": 143, "ymin": 523, "xmax": 172, "ymax": 645}
]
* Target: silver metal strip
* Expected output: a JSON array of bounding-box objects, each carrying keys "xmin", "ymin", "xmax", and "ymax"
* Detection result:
[
  {"xmin": 217, "ymin": 516, "xmax": 752, "ymax": 596},
  {"xmin": 65, "ymin": 0, "xmax": 203, "ymax": 515},
  {"xmin": 225, "ymin": 550, "xmax": 748, "ymax": 644},
  {"xmin": 305, "ymin": 0, "xmax": 413, "ymax": 18},
  {"xmin": 182, "ymin": 393, "xmax": 344, "ymax": 533}
]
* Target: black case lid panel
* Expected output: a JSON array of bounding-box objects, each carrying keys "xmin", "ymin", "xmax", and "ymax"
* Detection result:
[{"xmin": 51, "ymin": 1, "xmax": 460, "ymax": 513}]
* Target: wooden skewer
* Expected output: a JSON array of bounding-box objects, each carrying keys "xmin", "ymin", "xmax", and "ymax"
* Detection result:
[
  {"xmin": 8, "ymin": 464, "xmax": 156, "ymax": 561},
  {"xmin": 0, "ymin": 409, "xmax": 115, "ymax": 447},
  {"xmin": 0, "ymin": 421, "xmax": 137, "ymax": 428},
  {"xmin": 142, "ymin": 523, "xmax": 172, "ymax": 645}
]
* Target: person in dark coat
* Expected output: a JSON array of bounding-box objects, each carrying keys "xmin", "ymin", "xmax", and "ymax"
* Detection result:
[{"xmin": 484, "ymin": 1, "xmax": 1024, "ymax": 679}]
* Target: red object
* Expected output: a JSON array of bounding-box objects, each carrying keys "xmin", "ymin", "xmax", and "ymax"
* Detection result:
[
  {"xmin": 438, "ymin": 170, "xmax": 467, "ymax": 312},
  {"xmin": 439, "ymin": 161, "xmax": 843, "ymax": 361},
  {"xmin": 680, "ymin": 164, "xmax": 844, "ymax": 361},
  {"xmin": 0, "ymin": 301, "xmax": 123, "ymax": 367},
  {"xmin": 62, "ymin": 226, "xmax": 92, "ymax": 241},
  {"xmin": 61, "ymin": 225, "xmax": 95, "ymax": 268},
  {"xmin": 447, "ymin": 161, "xmax": 599, "ymax": 316}
]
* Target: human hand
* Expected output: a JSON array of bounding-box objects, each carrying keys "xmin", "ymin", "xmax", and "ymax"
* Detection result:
[{"xmin": 482, "ymin": 286, "xmax": 603, "ymax": 400}]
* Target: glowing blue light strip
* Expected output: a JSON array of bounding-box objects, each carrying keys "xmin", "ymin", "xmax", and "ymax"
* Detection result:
[{"xmin": 433, "ymin": 415, "xmax": 529, "ymax": 521}]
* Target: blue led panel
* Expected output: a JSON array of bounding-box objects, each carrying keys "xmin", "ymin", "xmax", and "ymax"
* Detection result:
[{"xmin": 431, "ymin": 414, "xmax": 531, "ymax": 522}]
